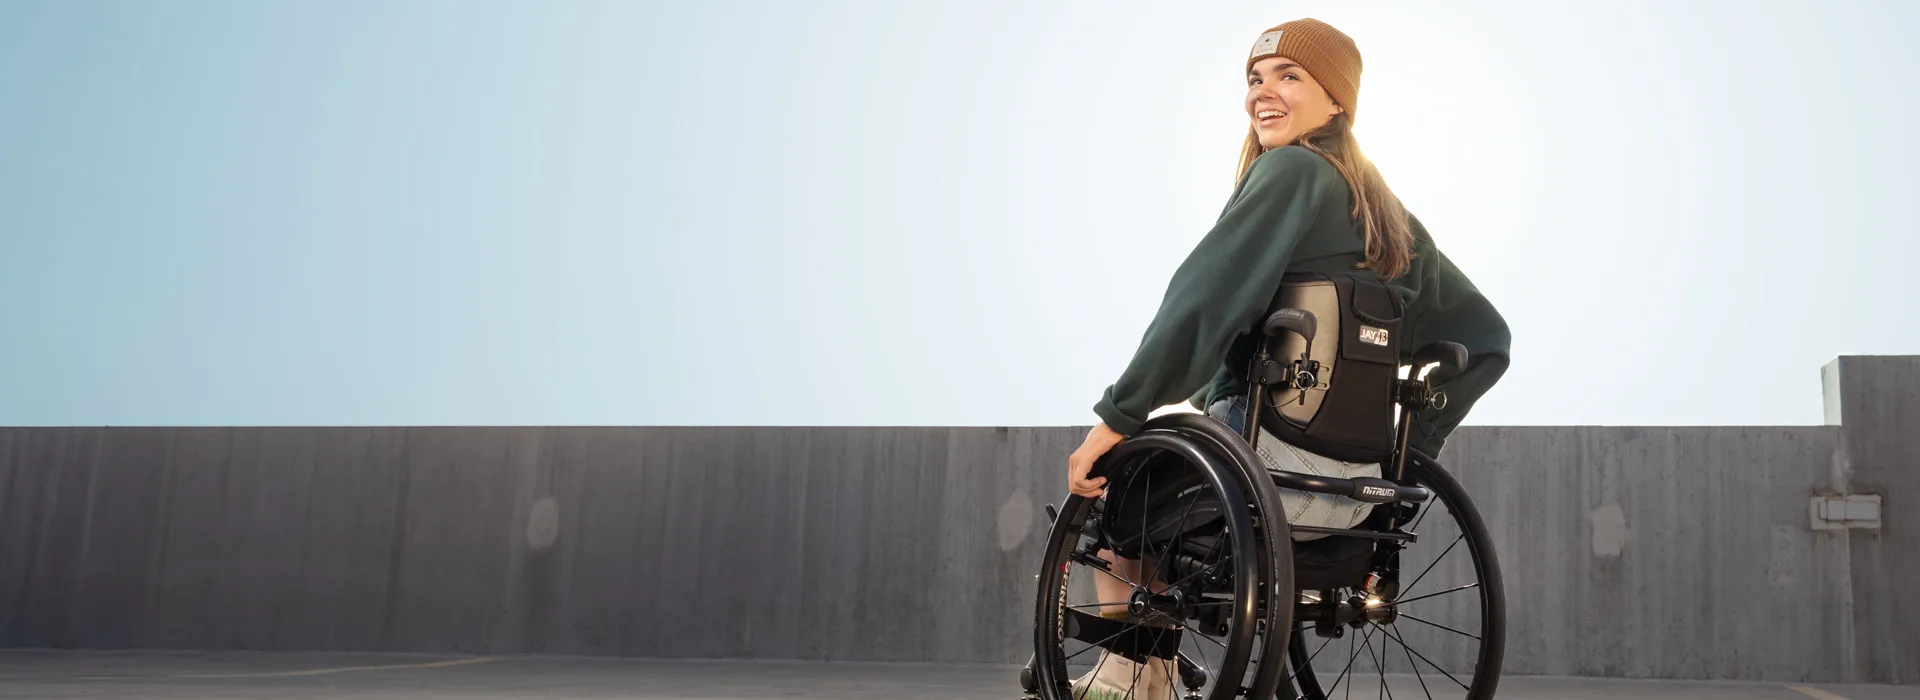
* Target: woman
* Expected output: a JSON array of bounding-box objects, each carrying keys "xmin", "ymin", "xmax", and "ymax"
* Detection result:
[{"xmin": 1061, "ymin": 18, "xmax": 1510, "ymax": 700}]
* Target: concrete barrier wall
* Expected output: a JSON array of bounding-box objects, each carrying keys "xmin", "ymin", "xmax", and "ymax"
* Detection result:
[
  {"xmin": 1826, "ymin": 356, "xmax": 1920, "ymax": 685},
  {"xmin": 1, "ymin": 356, "xmax": 1913, "ymax": 684},
  {"xmin": 1438, "ymin": 425, "xmax": 1850, "ymax": 681}
]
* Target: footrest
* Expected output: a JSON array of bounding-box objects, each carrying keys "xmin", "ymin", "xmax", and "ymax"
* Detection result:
[{"xmin": 1064, "ymin": 609, "xmax": 1185, "ymax": 662}]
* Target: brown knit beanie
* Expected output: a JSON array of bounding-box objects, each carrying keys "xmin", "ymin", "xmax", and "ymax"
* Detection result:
[{"xmin": 1246, "ymin": 18, "xmax": 1363, "ymax": 119}]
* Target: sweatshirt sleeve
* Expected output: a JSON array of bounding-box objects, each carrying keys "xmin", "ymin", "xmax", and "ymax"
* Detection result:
[
  {"xmin": 1402, "ymin": 219, "xmax": 1512, "ymax": 457},
  {"xmin": 1093, "ymin": 147, "xmax": 1339, "ymax": 435}
]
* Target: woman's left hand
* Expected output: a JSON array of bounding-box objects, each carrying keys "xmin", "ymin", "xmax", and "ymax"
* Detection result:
[{"xmin": 1067, "ymin": 422, "xmax": 1127, "ymax": 499}]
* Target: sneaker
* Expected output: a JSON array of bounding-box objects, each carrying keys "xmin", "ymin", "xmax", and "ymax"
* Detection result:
[{"xmin": 1070, "ymin": 650, "xmax": 1177, "ymax": 700}]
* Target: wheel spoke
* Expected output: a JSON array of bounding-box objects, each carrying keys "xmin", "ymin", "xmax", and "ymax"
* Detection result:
[
  {"xmin": 1140, "ymin": 466, "xmax": 1155, "ymax": 585},
  {"xmin": 1396, "ymin": 534, "xmax": 1463, "ymax": 603},
  {"xmin": 1192, "ymin": 631, "xmax": 1229, "ymax": 650},
  {"xmin": 1062, "ymin": 639, "xmax": 1117, "ymax": 663},
  {"xmin": 1308, "ymin": 633, "xmax": 1336, "ymax": 665},
  {"xmin": 1076, "ymin": 648, "xmax": 1117, "ymax": 700},
  {"xmin": 1156, "ymin": 495, "xmax": 1231, "ymax": 594},
  {"xmin": 1368, "ymin": 629, "xmax": 1388, "ymax": 700},
  {"xmin": 1398, "ymin": 613, "xmax": 1481, "ymax": 641},
  {"xmin": 1390, "ymin": 583, "xmax": 1478, "ymax": 608},
  {"xmin": 1323, "ymin": 624, "xmax": 1378, "ymax": 698},
  {"xmin": 1081, "ymin": 501, "xmax": 1143, "ymax": 591},
  {"xmin": 1400, "ymin": 623, "xmax": 1435, "ymax": 700},
  {"xmin": 1370, "ymin": 622, "xmax": 1470, "ymax": 691},
  {"xmin": 1149, "ymin": 469, "xmax": 1204, "ymax": 585},
  {"xmin": 1346, "ymin": 631, "xmax": 1355, "ymax": 700},
  {"xmin": 1066, "ymin": 601, "xmax": 1135, "ymax": 611},
  {"xmin": 1079, "ymin": 550, "xmax": 1141, "ymax": 590},
  {"xmin": 1406, "ymin": 498, "xmax": 1435, "ymax": 532},
  {"xmin": 1382, "ymin": 628, "xmax": 1399, "ymax": 700},
  {"xmin": 1285, "ymin": 628, "xmax": 1340, "ymax": 687},
  {"xmin": 1142, "ymin": 625, "xmax": 1178, "ymax": 690}
]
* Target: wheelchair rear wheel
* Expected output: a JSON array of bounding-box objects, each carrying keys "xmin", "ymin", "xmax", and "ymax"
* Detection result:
[
  {"xmin": 1283, "ymin": 451, "xmax": 1506, "ymax": 700},
  {"xmin": 1027, "ymin": 418, "xmax": 1296, "ymax": 700}
]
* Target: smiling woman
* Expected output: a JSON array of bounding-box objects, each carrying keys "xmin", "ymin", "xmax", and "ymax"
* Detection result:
[
  {"xmin": 1235, "ymin": 22, "xmax": 1412, "ymax": 282},
  {"xmin": 1060, "ymin": 17, "xmax": 1513, "ymax": 699}
]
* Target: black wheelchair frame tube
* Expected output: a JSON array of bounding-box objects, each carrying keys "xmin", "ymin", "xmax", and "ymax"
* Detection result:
[
  {"xmin": 1388, "ymin": 369, "xmax": 1419, "ymax": 484},
  {"xmin": 1268, "ymin": 470, "xmax": 1430, "ymax": 504}
]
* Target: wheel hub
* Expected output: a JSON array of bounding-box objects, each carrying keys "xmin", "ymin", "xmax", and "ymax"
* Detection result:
[
  {"xmin": 1302, "ymin": 591, "xmax": 1401, "ymax": 637},
  {"xmin": 1352, "ymin": 594, "xmax": 1397, "ymax": 626},
  {"xmin": 1128, "ymin": 586, "xmax": 1189, "ymax": 622}
]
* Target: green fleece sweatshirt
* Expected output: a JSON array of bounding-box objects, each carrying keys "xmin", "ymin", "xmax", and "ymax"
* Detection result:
[{"xmin": 1091, "ymin": 145, "xmax": 1511, "ymax": 458}]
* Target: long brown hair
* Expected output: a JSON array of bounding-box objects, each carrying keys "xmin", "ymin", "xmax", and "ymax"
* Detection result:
[{"xmin": 1234, "ymin": 113, "xmax": 1413, "ymax": 279}]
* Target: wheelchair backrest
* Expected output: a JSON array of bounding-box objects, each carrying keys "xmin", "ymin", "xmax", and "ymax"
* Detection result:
[{"xmin": 1258, "ymin": 270, "xmax": 1405, "ymax": 464}]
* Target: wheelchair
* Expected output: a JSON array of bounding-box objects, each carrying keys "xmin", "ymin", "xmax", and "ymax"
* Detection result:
[{"xmin": 1020, "ymin": 307, "xmax": 1507, "ymax": 700}]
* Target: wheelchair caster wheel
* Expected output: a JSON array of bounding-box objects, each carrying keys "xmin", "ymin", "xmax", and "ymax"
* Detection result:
[{"xmin": 1179, "ymin": 665, "xmax": 1208, "ymax": 690}]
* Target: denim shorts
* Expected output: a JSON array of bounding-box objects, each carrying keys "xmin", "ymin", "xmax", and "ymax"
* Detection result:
[
  {"xmin": 1200, "ymin": 392, "xmax": 1381, "ymax": 540},
  {"xmin": 1205, "ymin": 394, "xmax": 1249, "ymax": 433}
]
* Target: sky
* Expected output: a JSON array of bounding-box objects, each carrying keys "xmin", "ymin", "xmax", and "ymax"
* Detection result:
[{"xmin": 3, "ymin": 0, "xmax": 1917, "ymax": 428}]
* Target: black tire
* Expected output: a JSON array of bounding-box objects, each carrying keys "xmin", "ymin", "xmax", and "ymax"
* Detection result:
[
  {"xmin": 1031, "ymin": 416, "xmax": 1295, "ymax": 700},
  {"xmin": 1284, "ymin": 450, "xmax": 1505, "ymax": 700},
  {"xmin": 1167, "ymin": 414, "xmax": 1296, "ymax": 700}
]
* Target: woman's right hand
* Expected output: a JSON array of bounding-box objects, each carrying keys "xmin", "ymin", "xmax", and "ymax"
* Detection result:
[{"xmin": 1067, "ymin": 422, "xmax": 1127, "ymax": 498}]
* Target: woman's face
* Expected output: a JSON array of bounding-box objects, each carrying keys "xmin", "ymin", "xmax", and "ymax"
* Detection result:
[{"xmin": 1245, "ymin": 56, "xmax": 1343, "ymax": 148}]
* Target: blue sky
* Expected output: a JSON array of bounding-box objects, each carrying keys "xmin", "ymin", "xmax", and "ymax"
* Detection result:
[{"xmin": 3, "ymin": 0, "xmax": 1917, "ymax": 428}]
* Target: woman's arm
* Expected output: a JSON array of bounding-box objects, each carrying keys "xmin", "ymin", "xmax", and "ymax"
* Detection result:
[
  {"xmin": 1091, "ymin": 147, "xmax": 1342, "ymax": 436},
  {"xmin": 1402, "ymin": 219, "xmax": 1512, "ymax": 457}
]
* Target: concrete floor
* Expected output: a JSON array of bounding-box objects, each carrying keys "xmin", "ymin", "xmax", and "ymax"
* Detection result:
[{"xmin": 0, "ymin": 651, "xmax": 1914, "ymax": 700}]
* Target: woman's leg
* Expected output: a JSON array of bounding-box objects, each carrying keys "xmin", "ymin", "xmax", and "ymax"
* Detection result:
[
  {"xmin": 1093, "ymin": 549, "xmax": 1137, "ymax": 617},
  {"xmin": 1082, "ymin": 397, "xmax": 1250, "ymax": 614},
  {"xmin": 1091, "ymin": 550, "xmax": 1171, "ymax": 616},
  {"xmin": 1091, "ymin": 395, "xmax": 1248, "ymax": 618},
  {"xmin": 1078, "ymin": 402, "xmax": 1249, "ymax": 700}
]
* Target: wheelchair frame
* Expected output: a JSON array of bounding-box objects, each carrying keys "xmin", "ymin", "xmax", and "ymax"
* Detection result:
[{"xmin": 1023, "ymin": 306, "xmax": 1506, "ymax": 700}]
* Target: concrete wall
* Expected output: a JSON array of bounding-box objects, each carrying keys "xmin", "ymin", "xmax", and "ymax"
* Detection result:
[
  {"xmin": 0, "ymin": 426, "xmax": 1083, "ymax": 662},
  {"xmin": 1825, "ymin": 356, "xmax": 1920, "ymax": 685},
  {"xmin": 1, "ymin": 356, "xmax": 1913, "ymax": 684},
  {"xmin": 1435, "ymin": 426, "xmax": 1851, "ymax": 681}
]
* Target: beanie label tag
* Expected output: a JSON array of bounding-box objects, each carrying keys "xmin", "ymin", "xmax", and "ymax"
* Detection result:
[{"xmin": 1250, "ymin": 30, "xmax": 1283, "ymax": 60}]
